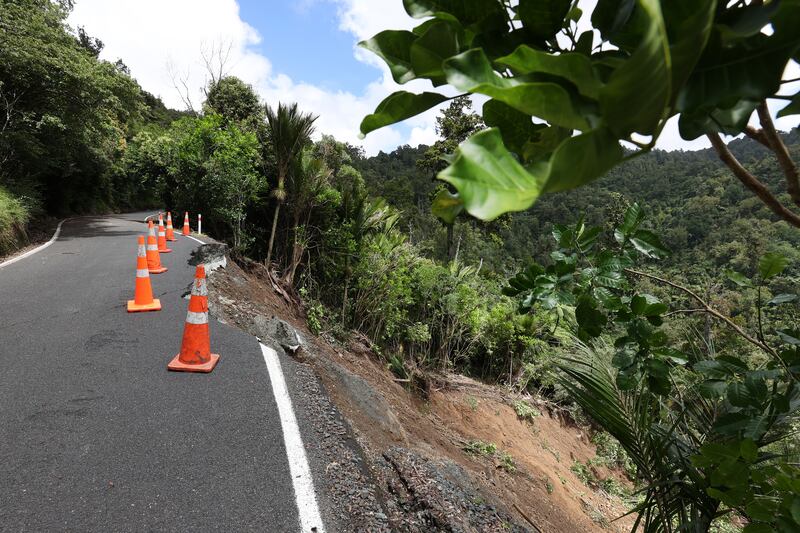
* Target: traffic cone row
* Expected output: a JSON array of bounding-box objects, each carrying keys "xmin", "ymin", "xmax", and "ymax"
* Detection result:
[{"xmin": 126, "ymin": 211, "xmax": 220, "ymax": 373}]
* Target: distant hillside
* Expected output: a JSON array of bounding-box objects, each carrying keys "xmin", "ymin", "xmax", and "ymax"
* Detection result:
[{"xmin": 354, "ymin": 130, "xmax": 800, "ymax": 279}]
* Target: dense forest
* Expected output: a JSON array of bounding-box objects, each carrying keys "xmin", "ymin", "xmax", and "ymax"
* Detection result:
[
  {"xmin": 358, "ymin": 130, "xmax": 800, "ymax": 278},
  {"xmin": 2, "ymin": 0, "xmax": 800, "ymax": 531}
]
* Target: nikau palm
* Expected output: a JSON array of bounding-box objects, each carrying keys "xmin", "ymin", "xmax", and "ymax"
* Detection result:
[{"xmin": 263, "ymin": 102, "xmax": 317, "ymax": 268}]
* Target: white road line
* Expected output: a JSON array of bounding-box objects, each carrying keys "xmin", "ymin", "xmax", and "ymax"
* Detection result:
[
  {"xmin": 183, "ymin": 234, "xmax": 205, "ymax": 244},
  {"xmin": 0, "ymin": 218, "xmax": 67, "ymax": 269},
  {"xmin": 259, "ymin": 343, "xmax": 325, "ymax": 533}
]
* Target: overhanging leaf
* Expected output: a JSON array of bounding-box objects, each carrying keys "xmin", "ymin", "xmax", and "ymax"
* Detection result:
[
  {"xmin": 482, "ymin": 99, "xmax": 541, "ymax": 155},
  {"xmin": 437, "ymin": 128, "xmax": 546, "ymax": 220},
  {"xmin": 777, "ymin": 93, "xmax": 800, "ymax": 118},
  {"xmin": 497, "ymin": 45, "xmax": 603, "ymax": 99},
  {"xmin": 359, "ymin": 30, "xmax": 417, "ymax": 84},
  {"xmin": 677, "ymin": 1, "xmax": 800, "ymax": 138},
  {"xmin": 543, "ymin": 128, "xmax": 624, "ymax": 193},
  {"xmin": 430, "ymin": 189, "xmax": 464, "ymax": 224},
  {"xmin": 410, "ymin": 19, "xmax": 463, "ymax": 83},
  {"xmin": 444, "ymin": 49, "xmax": 590, "ymax": 130},
  {"xmin": 518, "ymin": 0, "xmax": 571, "ymax": 41},
  {"xmin": 599, "ymin": 0, "xmax": 671, "ymax": 136},
  {"xmin": 360, "ymin": 91, "xmax": 447, "ymax": 135}
]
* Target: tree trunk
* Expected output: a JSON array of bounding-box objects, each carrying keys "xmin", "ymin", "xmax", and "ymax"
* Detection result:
[
  {"xmin": 446, "ymin": 223, "xmax": 455, "ymax": 262},
  {"xmin": 282, "ymin": 210, "xmax": 303, "ymax": 285},
  {"xmin": 341, "ymin": 276, "xmax": 349, "ymax": 326},
  {"xmin": 265, "ymin": 200, "xmax": 281, "ymax": 268}
]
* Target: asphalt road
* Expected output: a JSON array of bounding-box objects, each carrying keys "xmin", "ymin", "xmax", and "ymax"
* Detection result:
[{"xmin": 0, "ymin": 213, "xmax": 308, "ymax": 531}]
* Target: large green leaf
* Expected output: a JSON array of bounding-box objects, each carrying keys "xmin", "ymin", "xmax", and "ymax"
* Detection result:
[
  {"xmin": 591, "ymin": 0, "xmax": 636, "ymax": 41},
  {"xmin": 677, "ymin": 1, "xmax": 800, "ymax": 138},
  {"xmin": 437, "ymin": 128, "xmax": 546, "ymax": 220},
  {"xmin": 662, "ymin": 0, "xmax": 715, "ymax": 97},
  {"xmin": 430, "ymin": 189, "xmax": 464, "ymax": 224},
  {"xmin": 778, "ymin": 93, "xmax": 800, "ymax": 118},
  {"xmin": 438, "ymin": 128, "xmax": 623, "ymax": 220},
  {"xmin": 497, "ymin": 45, "xmax": 603, "ymax": 99},
  {"xmin": 402, "ymin": 0, "xmax": 504, "ymax": 28},
  {"xmin": 599, "ymin": 0, "xmax": 671, "ymax": 136},
  {"xmin": 542, "ymin": 128, "xmax": 624, "ymax": 193},
  {"xmin": 409, "ymin": 20, "xmax": 463, "ymax": 83},
  {"xmin": 360, "ymin": 91, "xmax": 448, "ymax": 135},
  {"xmin": 359, "ymin": 30, "xmax": 417, "ymax": 84},
  {"xmin": 517, "ymin": 0, "xmax": 571, "ymax": 41},
  {"xmin": 444, "ymin": 49, "xmax": 590, "ymax": 130},
  {"xmin": 482, "ymin": 99, "xmax": 540, "ymax": 155},
  {"xmin": 679, "ymin": 99, "xmax": 759, "ymax": 140}
]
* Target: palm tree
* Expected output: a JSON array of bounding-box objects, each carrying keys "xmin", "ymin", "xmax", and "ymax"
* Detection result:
[
  {"xmin": 264, "ymin": 102, "xmax": 317, "ymax": 268},
  {"xmin": 282, "ymin": 150, "xmax": 332, "ymax": 285}
]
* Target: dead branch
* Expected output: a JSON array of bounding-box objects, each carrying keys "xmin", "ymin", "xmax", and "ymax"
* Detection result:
[{"xmin": 166, "ymin": 60, "xmax": 195, "ymax": 112}]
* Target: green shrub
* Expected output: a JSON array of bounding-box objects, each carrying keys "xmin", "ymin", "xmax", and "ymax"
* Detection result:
[{"xmin": 0, "ymin": 187, "xmax": 31, "ymax": 255}]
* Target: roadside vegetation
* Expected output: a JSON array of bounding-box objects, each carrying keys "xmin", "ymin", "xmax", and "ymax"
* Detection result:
[
  {"xmin": 0, "ymin": 186, "xmax": 31, "ymax": 255},
  {"xmin": 3, "ymin": 0, "xmax": 800, "ymax": 531}
]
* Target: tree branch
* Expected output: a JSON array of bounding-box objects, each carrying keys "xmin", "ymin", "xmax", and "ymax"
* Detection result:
[
  {"xmin": 756, "ymin": 101, "xmax": 800, "ymax": 209},
  {"xmin": 743, "ymin": 125, "xmax": 771, "ymax": 149},
  {"xmin": 624, "ymin": 268, "xmax": 777, "ymax": 356},
  {"xmin": 707, "ymin": 132, "xmax": 800, "ymax": 228}
]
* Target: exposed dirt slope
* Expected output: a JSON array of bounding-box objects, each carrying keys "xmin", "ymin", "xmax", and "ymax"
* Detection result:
[{"xmin": 208, "ymin": 258, "xmax": 635, "ymax": 532}]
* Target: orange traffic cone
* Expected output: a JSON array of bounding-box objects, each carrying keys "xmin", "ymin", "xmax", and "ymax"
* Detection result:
[
  {"xmin": 165, "ymin": 212, "xmax": 177, "ymax": 242},
  {"xmin": 157, "ymin": 214, "xmax": 172, "ymax": 253},
  {"xmin": 168, "ymin": 265, "xmax": 219, "ymax": 373},
  {"xmin": 182, "ymin": 212, "xmax": 190, "ymax": 236},
  {"xmin": 146, "ymin": 221, "xmax": 167, "ymax": 274},
  {"xmin": 127, "ymin": 236, "xmax": 161, "ymax": 312}
]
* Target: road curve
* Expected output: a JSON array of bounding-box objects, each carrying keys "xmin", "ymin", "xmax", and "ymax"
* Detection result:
[{"xmin": 0, "ymin": 213, "xmax": 309, "ymax": 531}]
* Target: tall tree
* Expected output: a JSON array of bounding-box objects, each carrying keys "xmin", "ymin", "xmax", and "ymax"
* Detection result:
[
  {"xmin": 282, "ymin": 150, "xmax": 332, "ymax": 285},
  {"xmin": 418, "ymin": 96, "xmax": 483, "ymax": 261},
  {"xmin": 203, "ymin": 76, "xmax": 262, "ymax": 130},
  {"xmin": 263, "ymin": 102, "xmax": 317, "ymax": 267}
]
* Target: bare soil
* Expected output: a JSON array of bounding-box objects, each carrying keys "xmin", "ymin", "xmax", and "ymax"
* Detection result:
[{"xmin": 208, "ymin": 258, "xmax": 636, "ymax": 532}]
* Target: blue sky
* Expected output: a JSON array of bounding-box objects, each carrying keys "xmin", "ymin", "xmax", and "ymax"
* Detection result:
[{"xmin": 237, "ymin": 1, "xmax": 376, "ymax": 94}]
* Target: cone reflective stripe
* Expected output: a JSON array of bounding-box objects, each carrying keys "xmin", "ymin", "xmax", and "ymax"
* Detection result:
[
  {"xmin": 157, "ymin": 215, "xmax": 172, "ymax": 253},
  {"xmin": 146, "ymin": 221, "xmax": 167, "ymax": 274},
  {"xmin": 127, "ymin": 236, "xmax": 161, "ymax": 312},
  {"xmin": 165, "ymin": 212, "xmax": 177, "ymax": 241},
  {"xmin": 182, "ymin": 212, "xmax": 190, "ymax": 236},
  {"xmin": 168, "ymin": 265, "xmax": 219, "ymax": 373}
]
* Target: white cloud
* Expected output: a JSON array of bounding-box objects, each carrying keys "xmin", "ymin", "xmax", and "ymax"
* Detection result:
[
  {"xmin": 69, "ymin": 0, "xmax": 798, "ymax": 158},
  {"xmin": 69, "ymin": 0, "xmax": 429, "ymax": 155},
  {"xmin": 69, "ymin": 0, "xmax": 271, "ymax": 111}
]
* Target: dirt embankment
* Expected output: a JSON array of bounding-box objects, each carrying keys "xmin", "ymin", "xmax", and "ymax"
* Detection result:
[{"xmin": 207, "ymin": 257, "xmax": 635, "ymax": 532}]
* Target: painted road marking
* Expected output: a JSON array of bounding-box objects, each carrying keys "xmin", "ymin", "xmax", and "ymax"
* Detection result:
[
  {"xmin": 0, "ymin": 218, "xmax": 67, "ymax": 270},
  {"xmin": 184, "ymin": 234, "xmax": 205, "ymax": 245},
  {"xmin": 260, "ymin": 343, "xmax": 325, "ymax": 533}
]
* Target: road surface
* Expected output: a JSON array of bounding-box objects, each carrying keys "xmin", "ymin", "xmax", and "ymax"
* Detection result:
[{"xmin": 0, "ymin": 213, "xmax": 323, "ymax": 531}]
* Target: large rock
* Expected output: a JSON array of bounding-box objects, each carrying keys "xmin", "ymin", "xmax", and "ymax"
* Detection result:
[
  {"xmin": 188, "ymin": 243, "xmax": 228, "ymax": 273},
  {"xmin": 315, "ymin": 356, "xmax": 408, "ymax": 443},
  {"xmin": 250, "ymin": 315, "xmax": 303, "ymax": 353}
]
